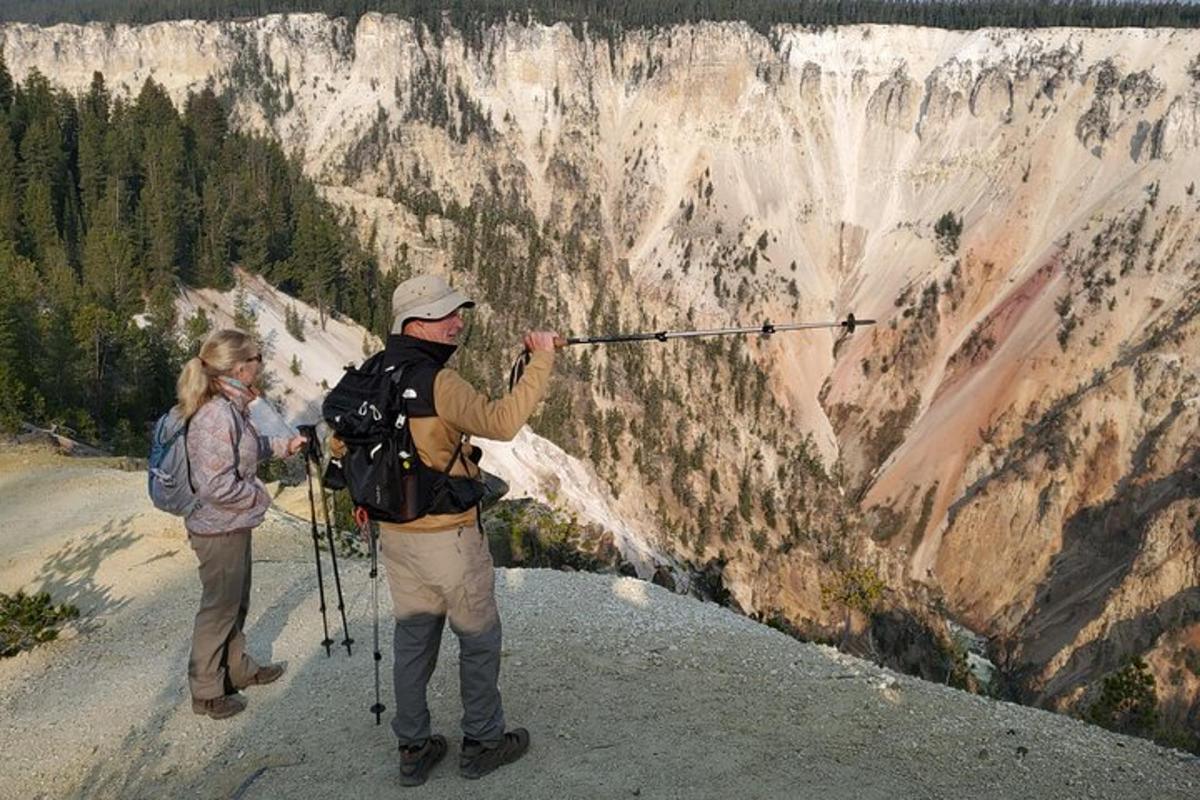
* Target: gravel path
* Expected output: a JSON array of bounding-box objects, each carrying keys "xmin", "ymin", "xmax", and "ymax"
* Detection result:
[{"xmin": 1, "ymin": 448, "xmax": 1197, "ymax": 800}]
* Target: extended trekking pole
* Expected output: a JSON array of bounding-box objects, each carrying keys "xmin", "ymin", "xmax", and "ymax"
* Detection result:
[
  {"xmin": 300, "ymin": 424, "xmax": 354, "ymax": 656},
  {"xmin": 301, "ymin": 439, "xmax": 334, "ymax": 657},
  {"xmin": 355, "ymin": 506, "xmax": 387, "ymax": 725},
  {"xmin": 319, "ymin": 486, "xmax": 354, "ymax": 656},
  {"xmin": 509, "ymin": 313, "xmax": 876, "ymax": 389}
]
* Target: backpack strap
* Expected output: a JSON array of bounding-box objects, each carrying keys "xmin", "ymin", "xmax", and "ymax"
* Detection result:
[
  {"xmin": 445, "ymin": 435, "xmax": 468, "ymax": 479},
  {"xmin": 183, "ymin": 421, "xmax": 194, "ymax": 493},
  {"xmin": 227, "ymin": 402, "xmax": 243, "ymax": 481}
]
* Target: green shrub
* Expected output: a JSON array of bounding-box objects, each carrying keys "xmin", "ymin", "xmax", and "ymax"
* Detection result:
[
  {"xmin": 821, "ymin": 564, "xmax": 885, "ymax": 615},
  {"xmin": 284, "ymin": 304, "xmax": 306, "ymax": 341},
  {"xmin": 1, "ymin": 590, "xmax": 80, "ymax": 657},
  {"xmin": 934, "ymin": 211, "xmax": 963, "ymax": 256},
  {"xmin": 1087, "ymin": 657, "xmax": 1158, "ymax": 736}
]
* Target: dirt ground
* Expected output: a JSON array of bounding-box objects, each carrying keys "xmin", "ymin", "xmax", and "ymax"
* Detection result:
[{"xmin": 0, "ymin": 444, "xmax": 1197, "ymax": 800}]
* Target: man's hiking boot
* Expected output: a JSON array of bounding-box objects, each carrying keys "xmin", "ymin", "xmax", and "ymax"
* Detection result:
[
  {"xmin": 459, "ymin": 728, "xmax": 530, "ymax": 779},
  {"xmin": 191, "ymin": 693, "xmax": 246, "ymax": 720},
  {"xmin": 399, "ymin": 734, "xmax": 447, "ymax": 787},
  {"xmin": 239, "ymin": 662, "xmax": 286, "ymax": 688}
]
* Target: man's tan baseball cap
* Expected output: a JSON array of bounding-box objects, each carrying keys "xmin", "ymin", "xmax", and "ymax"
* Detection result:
[{"xmin": 390, "ymin": 274, "xmax": 474, "ymax": 333}]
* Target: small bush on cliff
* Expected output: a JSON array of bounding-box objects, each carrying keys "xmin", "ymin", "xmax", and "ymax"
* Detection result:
[
  {"xmin": 934, "ymin": 212, "xmax": 963, "ymax": 256},
  {"xmin": 483, "ymin": 498, "xmax": 626, "ymax": 573},
  {"xmin": 284, "ymin": 304, "xmax": 306, "ymax": 341},
  {"xmin": 1087, "ymin": 657, "xmax": 1158, "ymax": 736},
  {"xmin": 821, "ymin": 564, "xmax": 886, "ymax": 645},
  {"xmin": 1, "ymin": 590, "xmax": 79, "ymax": 657}
]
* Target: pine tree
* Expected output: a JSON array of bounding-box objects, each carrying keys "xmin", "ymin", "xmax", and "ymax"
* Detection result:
[
  {"xmin": 196, "ymin": 177, "xmax": 233, "ymax": 288},
  {"xmin": 17, "ymin": 74, "xmax": 69, "ymax": 269},
  {"xmin": 0, "ymin": 249, "xmax": 38, "ymax": 430},
  {"xmin": 136, "ymin": 79, "xmax": 190, "ymax": 287},
  {"xmin": 21, "ymin": 178, "xmax": 65, "ymax": 269},
  {"xmin": 71, "ymin": 302, "xmax": 119, "ymax": 417},
  {"xmin": 0, "ymin": 48, "xmax": 13, "ymax": 114},
  {"xmin": 102, "ymin": 98, "xmax": 142, "ymax": 256},
  {"xmin": 293, "ymin": 197, "xmax": 341, "ymax": 329},
  {"xmin": 183, "ymin": 87, "xmax": 228, "ymax": 175},
  {"xmin": 235, "ymin": 138, "xmax": 292, "ymax": 276},
  {"xmin": 81, "ymin": 184, "xmax": 138, "ymax": 313},
  {"xmin": 284, "ymin": 303, "xmax": 305, "ymax": 341},
  {"xmin": 78, "ymin": 72, "xmax": 111, "ymax": 228},
  {"xmin": 0, "ymin": 116, "xmax": 20, "ymax": 247}
]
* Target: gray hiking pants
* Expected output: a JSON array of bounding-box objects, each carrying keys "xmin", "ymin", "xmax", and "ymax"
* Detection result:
[
  {"xmin": 379, "ymin": 522, "xmax": 505, "ymax": 746},
  {"xmin": 187, "ymin": 529, "xmax": 260, "ymax": 700}
]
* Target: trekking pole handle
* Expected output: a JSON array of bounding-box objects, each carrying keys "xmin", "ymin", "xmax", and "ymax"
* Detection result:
[{"xmin": 298, "ymin": 424, "xmax": 322, "ymax": 463}]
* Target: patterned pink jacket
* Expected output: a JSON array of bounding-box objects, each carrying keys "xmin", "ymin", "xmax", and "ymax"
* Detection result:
[{"xmin": 184, "ymin": 395, "xmax": 289, "ymax": 535}]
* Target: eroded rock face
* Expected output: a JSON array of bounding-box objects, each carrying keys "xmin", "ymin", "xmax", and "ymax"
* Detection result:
[{"xmin": 4, "ymin": 16, "xmax": 1199, "ymax": 734}]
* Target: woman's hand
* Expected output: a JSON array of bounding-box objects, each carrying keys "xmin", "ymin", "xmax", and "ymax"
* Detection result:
[
  {"xmin": 329, "ymin": 435, "xmax": 347, "ymax": 458},
  {"xmin": 286, "ymin": 434, "xmax": 307, "ymax": 456}
]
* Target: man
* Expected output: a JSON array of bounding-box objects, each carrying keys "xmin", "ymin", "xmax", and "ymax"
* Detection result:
[{"xmin": 352, "ymin": 273, "xmax": 557, "ymax": 786}]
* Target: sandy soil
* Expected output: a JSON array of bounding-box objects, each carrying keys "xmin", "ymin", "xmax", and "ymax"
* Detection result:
[{"xmin": 0, "ymin": 444, "xmax": 1196, "ymax": 800}]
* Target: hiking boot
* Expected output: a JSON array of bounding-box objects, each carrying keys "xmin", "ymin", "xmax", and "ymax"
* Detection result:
[
  {"xmin": 191, "ymin": 693, "xmax": 246, "ymax": 720},
  {"xmin": 459, "ymin": 728, "xmax": 530, "ymax": 780},
  {"xmin": 239, "ymin": 662, "xmax": 286, "ymax": 688},
  {"xmin": 399, "ymin": 734, "xmax": 447, "ymax": 787}
]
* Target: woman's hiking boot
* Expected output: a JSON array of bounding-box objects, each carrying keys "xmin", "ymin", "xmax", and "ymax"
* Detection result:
[
  {"xmin": 191, "ymin": 693, "xmax": 246, "ymax": 720},
  {"xmin": 459, "ymin": 728, "xmax": 530, "ymax": 779},
  {"xmin": 399, "ymin": 734, "xmax": 447, "ymax": 787}
]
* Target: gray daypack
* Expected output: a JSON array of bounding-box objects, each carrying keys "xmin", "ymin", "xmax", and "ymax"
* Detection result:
[{"xmin": 148, "ymin": 404, "xmax": 241, "ymax": 516}]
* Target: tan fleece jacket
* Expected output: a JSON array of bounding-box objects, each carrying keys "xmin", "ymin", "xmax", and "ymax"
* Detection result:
[{"xmin": 380, "ymin": 349, "xmax": 555, "ymax": 533}]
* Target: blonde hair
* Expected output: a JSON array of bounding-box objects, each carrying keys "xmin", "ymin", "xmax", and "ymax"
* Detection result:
[{"xmin": 176, "ymin": 329, "xmax": 258, "ymax": 418}]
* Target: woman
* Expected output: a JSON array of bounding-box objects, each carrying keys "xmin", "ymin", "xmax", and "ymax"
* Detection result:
[{"xmin": 177, "ymin": 328, "xmax": 306, "ymax": 720}]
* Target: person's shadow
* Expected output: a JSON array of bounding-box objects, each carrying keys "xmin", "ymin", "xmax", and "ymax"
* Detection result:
[{"xmin": 32, "ymin": 516, "xmax": 141, "ymax": 626}]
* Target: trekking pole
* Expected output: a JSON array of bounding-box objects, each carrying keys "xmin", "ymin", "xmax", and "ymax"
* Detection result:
[
  {"xmin": 302, "ymin": 443, "xmax": 334, "ymax": 657},
  {"xmin": 319, "ymin": 485, "xmax": 354, "ymax": 656},
  {"xmin": 509, "ymin": 313, "xmax": 875, "ymax": 388},
  {"xmin": 356, "ymin": 506, "xmax": 387, "ymax": 725},
  {"xmin": 300, "ymin": 424, "xmax": 355, "ymax": 657}
]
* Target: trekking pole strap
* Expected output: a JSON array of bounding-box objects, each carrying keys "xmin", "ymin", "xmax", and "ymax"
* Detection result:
[{"xmin": 507, "ymin": 348, "xmax": 532, "ymax": 392}]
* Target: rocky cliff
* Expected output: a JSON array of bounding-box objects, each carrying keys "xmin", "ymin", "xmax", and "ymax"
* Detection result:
[{"xmin": 3, "ymin": 14, "xmax": 1198, "ymax": 739}]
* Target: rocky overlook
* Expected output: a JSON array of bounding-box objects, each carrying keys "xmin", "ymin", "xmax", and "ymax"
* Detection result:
[{"xmin": 1, "ymin": 14, "xmax": 1197, "ymax": 744}]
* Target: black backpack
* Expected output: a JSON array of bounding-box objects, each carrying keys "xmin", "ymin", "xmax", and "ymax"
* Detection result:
[{"xmin": 321, "ymin": 353, "xmax": 485, "ymax": 523}]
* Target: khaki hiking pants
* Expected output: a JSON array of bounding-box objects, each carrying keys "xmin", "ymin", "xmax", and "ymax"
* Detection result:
[
  {"xmin": 379, "ymin": 522, "xmax": 505, "ymax": 746},
  {"xmin": 187, "ymin": 529, "xmax": 261, "ymax": 701}
]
